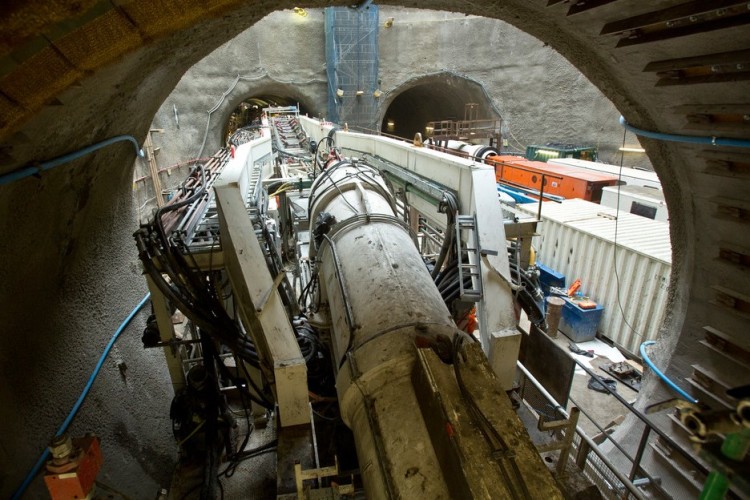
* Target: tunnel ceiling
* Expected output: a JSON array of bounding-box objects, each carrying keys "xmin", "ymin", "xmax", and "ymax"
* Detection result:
[{"xmin": 381, "ymin": 74, "xmax": 500, "ymax": 140}]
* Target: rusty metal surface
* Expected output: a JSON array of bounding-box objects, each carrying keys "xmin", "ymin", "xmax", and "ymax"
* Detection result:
[
  {"xmin": 413, "ymin": 345, "xmax": 562, "ymax": 499},
  {"xmin": 519, "ymin": 325, "xmax": 575, "ymax": 408}
]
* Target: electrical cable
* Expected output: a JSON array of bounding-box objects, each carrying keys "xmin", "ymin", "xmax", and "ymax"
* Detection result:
[
  {"xmin": 11, "ymin": 293, "xmax": 151, "ymax": 500},
  {"xmin": 641, "ymin": 341, "xmax": 698, "ymax": 404},
  {"xmin": 217, "ymin": 440, "xmax": 279, "ymax": 479},
  {"xmin": 619, "ymin": 116, "xmax": 750, "ymax": 149},
  {"xmin": 610, "ymin": 128, "xmax": 697, "ymax": 404},
  {"xmin": 0, "ymin": 135, "xmax": 144, "ymax": 186},
  {"xmin": 611, "ymin": 129, "xmax": 648, "ymax": 345}
]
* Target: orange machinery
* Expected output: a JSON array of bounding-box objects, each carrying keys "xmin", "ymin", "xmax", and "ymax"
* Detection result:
[{"xmin": 487, "ymin": 155, "xmax": 620, "ymax": 203}]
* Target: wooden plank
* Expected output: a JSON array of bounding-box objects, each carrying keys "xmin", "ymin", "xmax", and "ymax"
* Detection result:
[
  {"xmin": 145, "ymin": 275, "xmax": 186, "ymax": 393},
  {"xmin": 682, "ymin": 122, "xmax": 750, "ymax": 135},
  {"xmin": 650, "ymin": 438, "xmax": 705, "ymax": 492},
  {"xmin": 711, "ymin": 285, "xmax": 750, "ymax": 320},
  {"xmin": 616, "ymin": 13, "xmax": 750, "ymax": 48},
  {"xmin": 686, "ymin": 378, "xmax": 734, "ymax": 410},
  {"xmin": 710, "ymin": 196, "xmax": 750, "ymax": 224},
  {"xmin": 692, "ymin": 364, "xmax": 750, "ymax": 404},
  {"xmin": 144, "ymin": 129, "xmax": 164, "ymax": 207},
  {"xmin": 602, "ymin": 0, "xmax": 747, "ymax": 35},
  {"xmin": 704, "ymin": 324, "xmax": 750, "ymax": 354},
  {"xmin": 567, "ymin": 0, "xmax": 620, "ymax": 16},
  {"xmin": 673, "ymin": 103, "xmax": 750, "ymax": 114},
  {"xmin": 656, "ymin": 71, "xmax": 750, "ymax": 87},
  {"xmin": 698, "ymin": 149, "xmax": 750, "ymax": 164},
  {"xmin": 716, "ymin": 241, "xmax": 750, "ymax": 271},
  {"xmin": 644, "ymin": 49, "xmax": 750, "ymax": 73},
  {"xmin": 215, "ymin": 183, "xmax": 309, "ymax": 427},
  {"xmin": 699, "ymin": 152, "xmax": 750, "ymax": 180}
]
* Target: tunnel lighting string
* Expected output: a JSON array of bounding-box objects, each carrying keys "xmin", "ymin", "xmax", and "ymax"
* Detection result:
[{"xmin": 12, "ymin": 293, "xmax": 152, "ymax": 500}]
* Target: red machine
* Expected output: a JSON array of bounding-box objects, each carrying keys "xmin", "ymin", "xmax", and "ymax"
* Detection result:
[
  {"xmin": 44, "ymin": 434, "xmax": 102, "ymax": 499},
  {"xmin": 487, "ymin": 155, "xmax": 620, "ymax": 202}
]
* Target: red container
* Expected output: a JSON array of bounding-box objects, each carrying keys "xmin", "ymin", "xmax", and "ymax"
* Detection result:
[{"xmin": 488, "ymin": 155, "xmax": 619, "ymax": 202}]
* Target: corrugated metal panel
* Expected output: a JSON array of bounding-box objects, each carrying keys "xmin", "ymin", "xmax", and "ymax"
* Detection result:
[{"xmin": 517, "ymin": 199, "xmax": 672, "ymax": 354}]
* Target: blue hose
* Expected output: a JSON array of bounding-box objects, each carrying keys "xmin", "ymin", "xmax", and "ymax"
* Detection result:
[
  {"xmin": 11, "ymin": 293, "xmax": 151, "ymax": 500},
  {"xmin": 619, "ymin": 116, "xmax": 750, "ymax": 149},
  {"xmin": 640, "ymin": 340, "xmax": 698, "ymax": 404},
  {"xmin": 0, "ymin": 135, "xmax": 145, "ymax": 186}
]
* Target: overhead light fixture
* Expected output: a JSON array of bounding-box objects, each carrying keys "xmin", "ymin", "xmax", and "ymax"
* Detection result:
[
  {"xmin": 356, "ymin": 90, "xmax": 364, "ymax": 96},
  {"xmin": 293, "ymin": 7, "xmax": 308, "ymax": 17},
  {"xmin": 619, "ymin": 146, "xmax": 646, "ymax": 153},
  {"xmin": 386, "ymin": 120, "xmax": 395, "ymax": 131},
  {"xmin": 384, "ymin": 17, "xmax": 394, "ymax": 28},
  {"xmin": 373, "ymin": 89, "xmax": 382, "ymax": 98},
  {"xmin": 336, "ymin": 88, "xmax": 344, "ymax": 97}
]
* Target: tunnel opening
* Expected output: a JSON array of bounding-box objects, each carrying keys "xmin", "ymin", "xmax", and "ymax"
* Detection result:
[
  {"xmin": 3, "ymin": 3, "xmax": 740, "ymax": 499},
  {"xmin": 380, "ymin": 74, "xmax": 501, "ymax": 141},
  {"xmin": 223, "ymin": 95, "xmax": 309, "ymax": 142}
]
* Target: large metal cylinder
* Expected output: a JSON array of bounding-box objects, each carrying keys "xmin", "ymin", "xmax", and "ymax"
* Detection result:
[{"xmin": 309, "ymin": 160, "xmax": 457, "ymax": 498}]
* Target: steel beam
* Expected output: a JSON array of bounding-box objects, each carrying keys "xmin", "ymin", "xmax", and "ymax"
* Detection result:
[{"xmin": 215, "ymin": 183, "xmax": 309, "ymax": 427}]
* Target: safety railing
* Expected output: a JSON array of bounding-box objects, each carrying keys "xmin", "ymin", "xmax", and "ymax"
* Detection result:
[{"xmin": 517, "ymin": 353, "xmax": 709, "ymax": 499}]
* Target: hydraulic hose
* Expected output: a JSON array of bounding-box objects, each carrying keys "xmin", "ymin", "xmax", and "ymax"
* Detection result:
[
  {"xmin": 640, "ymin": 340, "xmax": 698, "ymax": 404},
  {"xmin": 619, "ymin": 116, "xmax": 750, "ymax": 149},
  {"xmin": 0, "ymin": 135, "xmax": 145, "ymax": 186},
  {"xmin": 12, "ymin": 293, "xmax": 151, "ymax": 500}
]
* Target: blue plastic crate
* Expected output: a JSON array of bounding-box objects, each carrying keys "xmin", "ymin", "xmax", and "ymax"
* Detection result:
[
  {"xmin": 559, "ymin": 298, "xmax": 604, "ymax": 342},
  {"xmin": 536, "ymin": 262, "xmax": 566, "ymax": 296}
]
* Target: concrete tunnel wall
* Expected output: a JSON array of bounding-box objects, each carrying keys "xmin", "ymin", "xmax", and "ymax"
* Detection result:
[
  {"xmin": 144, "ymin": 7, "xmax": 647, "ymax": 183},
  {"xmin": 1, "ymin": 0, "xmax": 747, "ymax": 497}
]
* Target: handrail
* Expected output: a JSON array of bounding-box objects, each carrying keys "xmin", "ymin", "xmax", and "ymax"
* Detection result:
[
  {"xmin": 517, "ymin": 360, "xmax": 647, "ymax": 500},
  {"xmin": 571, "ymin": 354, "xmax": 707, "ymax": 475}
]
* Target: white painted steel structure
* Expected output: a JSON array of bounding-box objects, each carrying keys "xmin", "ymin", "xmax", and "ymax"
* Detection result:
[
  {"xmin": 215, "ymin": 136, "xmax": 274, "ymax": 193},
  {"xmin": 548, "ymin": 158, "xmax": 661, "ymax": 189},
  {"xmin": 299, "ymin": 117, "xmax": 518, "ymax": 357},
  {"xmin": 516, "ymin": 199, "xmax": 671, "ymax": 355}
]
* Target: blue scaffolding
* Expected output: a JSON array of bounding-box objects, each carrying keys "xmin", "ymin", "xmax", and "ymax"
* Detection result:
[{"xmin": 325, "ymin": 6, "xmax": 380, "ymax": 130}]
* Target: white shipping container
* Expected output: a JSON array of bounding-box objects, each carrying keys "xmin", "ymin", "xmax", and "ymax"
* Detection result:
[
  {"xmin": 600, "ymin": 185, "xmax": 669, "ymax": 222},
  {"xmin": 517, "ymin": 199, "xmax": 671, "ymax": 355}
]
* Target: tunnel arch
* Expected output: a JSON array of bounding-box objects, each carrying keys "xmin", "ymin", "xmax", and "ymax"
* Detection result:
[
  {"xmin": 223, "ymin": 93, "xmax": 312, "ymax": 142},
  {"xmin": 0, "ymin": 2, "xmax": 748, "ymax": 497},
  {"xmin": 378, "ymin": 72, "xmax": 502, "ymax": 140}
]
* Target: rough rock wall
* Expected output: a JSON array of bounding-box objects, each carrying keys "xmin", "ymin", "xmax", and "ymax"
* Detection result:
[
  {"xmin": 138, "ymin": 8, "xmax": 648, "ymax": 214},
  {"xmin": 0, "ymin": 8, "xmax": 287, "ymax": 498},
  {"xmin": 377, "ymin": 8, "xmax": 640, "ymax": 165},
  {"xmin": 1, "ymin": 1, "xmax": 731, "ymax": 496}
]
